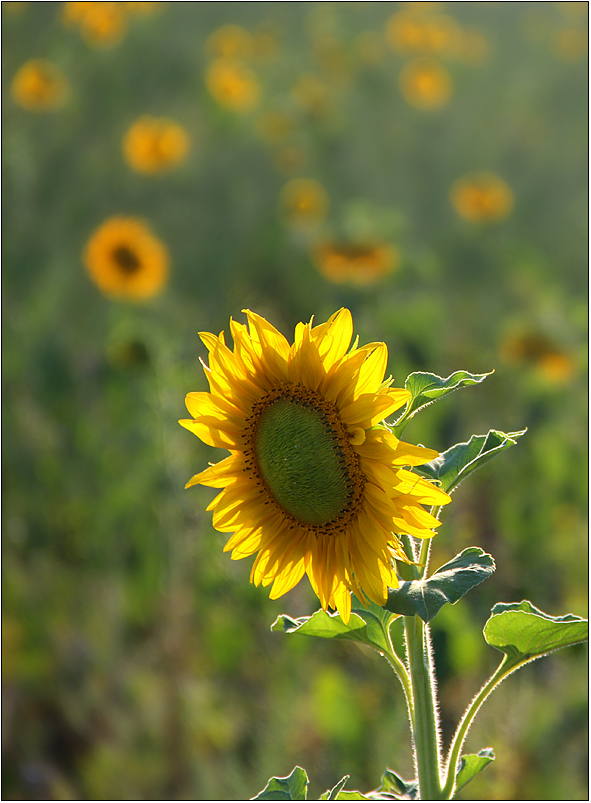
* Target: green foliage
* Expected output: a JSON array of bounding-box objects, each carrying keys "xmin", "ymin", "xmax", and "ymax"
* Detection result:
[
  {"xmin": 484, "ymin": 601, "xmax": 589, "ymax": 665},
  {"xmin": 320, "ymin": 775, "xmax": 371, "ymax": 800},
  {"xmin": 392, "ymin": 371, "xmax": 491, "ymax": 436},
  {"xmin": 272, "ymin": 600, "xmax": 397, "ymax": 656},
  {"xmin": 416, "ymin": 429, "xmax": 527, "ymax": 494},
  {"xmin": 368, "ymin": 769, "xmax": 418, "ymax": 800},
  {"xmin": 454, "ymin": 749, "xmax": 495, "ymax": 795},
  {"xmin": 252, "ymin": 767, "xmax": 309, "ymax": 801},
  {"xmin": 385, "ymin": 548, "xmax": 495, "ymax": 623}
]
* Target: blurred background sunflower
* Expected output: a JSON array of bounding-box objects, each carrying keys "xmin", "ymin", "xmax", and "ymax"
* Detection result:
[{"xmin": 2, "ymin": 2, "xmax": 587, "ymax": 800}]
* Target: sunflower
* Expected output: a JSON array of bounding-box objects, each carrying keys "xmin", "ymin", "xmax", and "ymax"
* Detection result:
[
  {"xmin": 180, "ymin": 309, "xmax": 450, "ymax": 622},
  {"xmin": 450, "ymin": 172, "xmax": 513, "ymax": 223},
  {"xmin": 313, "ymin": 241, "xmax": 399, "ymax": 285},
  {"xmin": 11, "ymin": 59, "xmax": 69, "ymax": 111},
  {"xmin": 399, "ymin": 57, "xmax": 452, "ymax": 110},
  {"xmin": 205, "ymin": 58, "xmax": 261, "ymax": 112},
  {"xmin": 279, "ymin": 178, "xmax": 329, "ymax": 228},
  {"xmin": 123, "ymin": 116, "xmax": 190, "ymax": 174},
  {"xmin": 84, "ymin": 217, "xmax": 169, "ymax": 301}
]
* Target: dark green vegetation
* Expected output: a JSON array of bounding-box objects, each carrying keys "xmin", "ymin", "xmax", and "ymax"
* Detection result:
[{"xmin": 3, "ymin": 2, "xmax": 587, "ymax": 800}]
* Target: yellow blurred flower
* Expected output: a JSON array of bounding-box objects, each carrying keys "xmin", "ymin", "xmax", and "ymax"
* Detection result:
[
  {"xmin": 206, "ymin": 24, "xmax": 253, "ymax": 59},
  {"xmin": 123, "ymin": 116, "xmax": 190, "ymax": 174},
  {"xmin": 3, "ymin": 2, "xmax": 28, "ymax": 15},
  {"xmin": 291, "ymin": 73, "xmax": 332, "ymax": 115},
  {"xmin": 11, "ymin": 59, "xmax": 69, "ymax": 111},
  {"xmin": 124, "ymin": 1, "xmax": 163, "ymax": 15},
  {"xmin": 279, "ymin": 178, "xmax": 329, "ymax": 227},
  {"xmin": 255, "ymin": 110, "xmax": 295, "ymax": 144},
  {"xmin": 313, "ymin": 242, "xmax": 399, "ymax": 285},
  {"xmin": 399, "ymin": 58, "xmax": 452, "ymax": 109},
  {"xmin": 62, "ymin": 1, "xmax": 128, "ymax": 47},
  {"xmin": 552, "ymin": 27, "xmax": 588, "ymax": 61},
  {"xmin": 354, "ymin": 31, "xmax": 387, "ymax": 65},
  {"xmin": 386, "ymin": 11, "xmax": 461, "ymax": 56},
  {"xmin": 556, "ymin": 2, "xmax": 588, "ymax": 18},
  {"xmin": 450, "ymin": 172, "xmax": 514, "ymax": 223},
  {"xmin": 205, "ymin": 58, "xmax": 261, "ymax": 112},
  {"xmin": 84, "ymin": 217, "xmax": 169, "ymax": 301},
  {"xmin": 455, "ymin": 27, "xmax": 490, "ymax": 65},
  {"xmin": 500, "ymin": 332, "xmax": 576, "ymax": 384},
  {"xmin": 251, "ymin": 26, "xmax": 280, "ymax": 63},
  {"xmin": 273, "ymin": 146, "xmax": 307, "ymax": 175}
]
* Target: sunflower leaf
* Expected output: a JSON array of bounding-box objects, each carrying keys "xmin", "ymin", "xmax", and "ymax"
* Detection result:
[
  {"xmin": 367, "ymin": 769, "xmax": 419, "ymax": 800},
  {"xmin": 272, "ymin": 602, "xmax": 398, "ymax": 656},
  {"xmin": 483, "ymin": 600, "xmax": 588, "ymax": 664},
  {"xmin": 415, "ymin": 429, "xmax": 527, "ymax": 494},
  {"xmin": 251, "ymin": 766, "xmax": 309, "ymax": 800},
  {"xmin": 384, "ymin": 547, "xmax": 495, "ymax": 622},
  {"xmin": 319, "ymin": 776, "xmax": 372, "ymax": 800},
  {"xmin": 392, "ymin": 370, "xmax": 491, "ymax": 435},
  {"xmin": 454, "ymin": 749, "xmax": 495, "ymax": 794}
]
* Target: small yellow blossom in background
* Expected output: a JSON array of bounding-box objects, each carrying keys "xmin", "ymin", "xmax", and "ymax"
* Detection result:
[
  {"xmin": 399, "ymin": 58, "xmax": 452, "ymax": 109},
  {"xmin": 84, "ymin": 217, "xmax": 169, "ymax": 302},
  {"xmin": 455, "ymin": 27, "xmax": 490, "ymax": 65},
  {"xmin": 500, "ymin": 332, "xmax": 576, "ymax": 384},
  {"xmin": 279, "ymin": 178, "xmax": 329, "ymax": 228},
  {"xmin": 450, "ymin": 171, "xmax": 514, "ymax": 223},
  {"xmin": 274, "ymin": 146, "xmax": 307, "ymax": 175},
  {"xmin": 313, "ymin": 241, "xmax": 399, "ymax": 285},
  {"xmin": 386, "ymin": 11, "xmax": 461, "ymax": 57},
  {"xmin": 556, "ymin": 2, "xmax": 589, "ymax": 18},
  {"xmin": 205, "ymin": 58, "xmax": 261, "ymax": 112},
  {"xmin": 206, "ymin": 24, "xmax": 253, "ymax": 59},
  {"xmin": 354, "ymin": 31, "xmax": 387, "ymax": 65},
  {"xmin": 11, "ymin": 59, "xmax": 69, "ymax": 111},
  {"xmin": 552, "ymin": 27, "xmax": 588, "ymax": 61},
  {"xmin": 3, "ymin": 2, "xmax": 28, "ymax": 15},
  {"xmin": 123, "ymin": 116, "xmax": 190, "ymax": 174},
  {"xmin": 291, "ymin": 73, "xmax": 332, "ymax": 116},
  {"xmin": 124, "ymin": 1, "xmax": 163, "ymax": 16},
  {"xmin": 62, "ymin": 2, "xmax": 128, "ymax": 48},
  {"xmin": 251, "ymin": 25, "xmax": 280, "ymax": 63},
  {"xmin": 255, "ymin": 110, "xmax": 295, "ymax": 144}
]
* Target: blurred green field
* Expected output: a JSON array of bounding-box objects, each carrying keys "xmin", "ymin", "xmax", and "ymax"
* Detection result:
[{"xmin": 2, "ymin": 2, "xmax": 588, "ymax": 800}]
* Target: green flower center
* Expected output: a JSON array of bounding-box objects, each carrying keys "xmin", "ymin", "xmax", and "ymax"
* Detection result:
[{"xmin": 248, "ymin": 385, "xmax": 364, "ymax": 530}]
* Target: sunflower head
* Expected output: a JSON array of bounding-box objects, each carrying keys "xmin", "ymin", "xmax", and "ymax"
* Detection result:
[
  {"xmin": 180, "ymin": 309, "xmax": 450, "ymax": 622},
  {"xmin": 450, "ymin": 172, "xmax": 514, "ymax": 223},
  {"xmin": 123, "ymin": 116, "xmax": 190, "ymax": 174},
  {"xmin": 11, "ymin": 59, "xmax": 69, "ymax": 111},
  {"xmin": 399, "ymin": 57, "xmax": 453, "ymax": 110},
  {"xmin": 313, "ymin": 241, "xmax": 399, "ymax": 285},
  {"xmin": 84, "ymin": 216, "xmax": 169, "ymax": 301}
]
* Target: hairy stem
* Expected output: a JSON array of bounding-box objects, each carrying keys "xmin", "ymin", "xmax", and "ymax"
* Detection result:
[
  {"xmin": 405, "ymin": 614, "xmax": 443, "ymax": 800},
  {"xmin": 441, "ymin": 656, "xmax": 511, "ymax": 799}
]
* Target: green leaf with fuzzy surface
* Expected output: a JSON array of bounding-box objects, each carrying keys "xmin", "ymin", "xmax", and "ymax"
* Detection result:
[
  {"xmin": 367, "ymin": 769, "xmax": 418, "ymax": 800},
  {"xmin": 272, "ymin": 599, "xmax": 398, "ymax": 656},
  {"xmin": 454, "ymin": 749, "xmax": 495, "ymax": 794},
  {"xmin": 415, "ymin": 429, "xmax": 526, "ymax": 494},
  {"xmin": 391, "ymin": 370, "xmax": 491, "ymax": 435},
  {"xmin": 384, "ymin": 547, "xmax": 495, "ymax": 623},
  {"xmin": 252, "ymin": 767, "xmax": 309, "ymax": 800},
  {"xmin": 320, "ymin": 776, "xmax": 371, "ymax": 800},
  {"xmin": 484, "ymin": 600, "xmax": 588, "ymax": 664}
]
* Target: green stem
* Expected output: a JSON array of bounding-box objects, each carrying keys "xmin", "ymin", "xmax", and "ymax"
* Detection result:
[
  {"xmin": 383, "ymin": 646, "xmax": 415, "ymax": 729},
  {"xmin": 405, "ymin": 614, "xmax": 443, "ymax": 800},
  {"xmin": 441, "ymin": 656, "xmax": 511, "ymax": 799}
]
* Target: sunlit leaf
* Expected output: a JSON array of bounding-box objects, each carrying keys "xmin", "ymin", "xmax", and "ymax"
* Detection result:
[
  {"xmin": 272, "ymin": 600, "xmax": 398, "ymax": 656},
  {"xmin": 367, "ymin": 768, "xmax": 418, "ymax": 800},
  {"xmin": 320, "ymin": 776, "xmax": 372, "ymax": 800},
  {"xmin": 484, "ymin": 600, "xmax": 588, "ymax": 663},
  {"xmin": 252, "ymin": 766, "xmax": 309, "ymax": 800},
  {"xmin": 391, "ymin": 370, "xmax": 491, "ymax": 435},
  {"xmin": 416, "ymin": 429, "xmax": 526, "ymax": 494},
  {"xmin": 384, "ymin": 547, "xmax": 495, "ymax": 622},
  {"xmin": 454, "ymin": 748, "xmax": 495, "ymax": 794}
]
